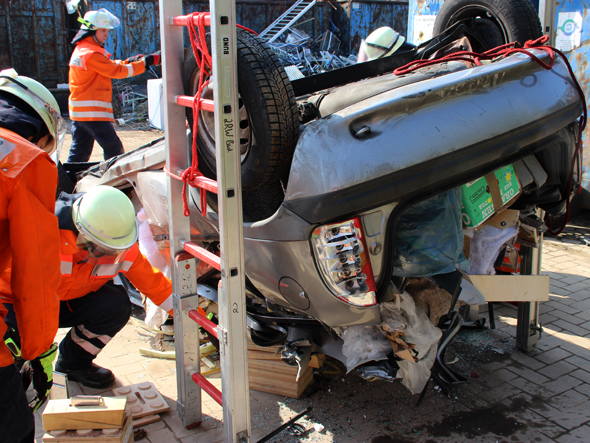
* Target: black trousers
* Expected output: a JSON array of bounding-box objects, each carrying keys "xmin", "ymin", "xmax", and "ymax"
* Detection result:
[
  {"xmin": 67, "ymin": 120, "xmax": 125, "ymax": 162},
  {"xmin": 58, "ymin": 282, "xmax": 132, "ymax": 367},
  {"xmin": 0, "ymin": 364, "xmax": 35, "ymax": 443},
  {"xmin": 4, "ymin": 281, "xmax": 132, "ymax": 368}
]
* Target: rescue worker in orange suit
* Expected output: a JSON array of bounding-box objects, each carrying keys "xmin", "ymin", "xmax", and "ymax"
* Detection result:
[
  {"xmin": 0, "ymin": 68, "xmax": 65, "ymax": 443},
  {"xmin": 67, "ymin": 8, "xmax": 160, "ymax": 162},
  {"xmin": 1, "ymin": 185, "xmax": 173, "ymax": 390}
]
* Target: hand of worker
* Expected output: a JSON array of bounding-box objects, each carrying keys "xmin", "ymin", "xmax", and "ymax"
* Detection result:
[
  {"xmin": 21, "ymin": 343, "xmax": 58, "ymax": 411},
  {"xmin": 143, "ymin": 51, "xmax": 161, "ymax": 67},
  {"xmin": 125, "ymin": 54, "xmax": 144, "ymax": 63}
]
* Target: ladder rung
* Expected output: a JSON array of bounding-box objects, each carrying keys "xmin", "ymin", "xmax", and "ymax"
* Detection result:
[
  {"xmin": 192, "ymin": 372, "xmax": 222, "ymax": 405},
  {"xmin": 176, "ymin": 95, "xmax": 214, "ymax": 113},
  {"xmin": 172, "ymin": 14, "xmax": 211, "ymax": 27},
  {"xmin": 188, "ymin": 309, "xmax": 218, "ymax": 338},
  {"xmin": 184, "ymin": 241, "xmax": 221, "ymax": 270}
]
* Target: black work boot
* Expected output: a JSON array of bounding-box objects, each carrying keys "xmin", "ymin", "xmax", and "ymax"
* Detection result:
[{"xmin": 55, "ymin": 357, "xmax": 115, "ymax": 389}]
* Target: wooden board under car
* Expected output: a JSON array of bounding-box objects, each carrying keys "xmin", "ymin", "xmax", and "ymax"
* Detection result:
[
  {"xmin": 247, "ymin": 340, "xmax": 313, "ymax": 398},
  {"xmin": 469, "ymin": 275, "xmax": 550, "ymax": 302}
]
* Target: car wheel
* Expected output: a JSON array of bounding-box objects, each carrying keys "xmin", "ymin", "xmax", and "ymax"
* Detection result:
[
  {"xmin": 432, "ymin": 0, "xmax": 543, "ymax": 50},
  {"xmin": 183, "ymin": 29, "xmax": 299, "ymax": 190}
]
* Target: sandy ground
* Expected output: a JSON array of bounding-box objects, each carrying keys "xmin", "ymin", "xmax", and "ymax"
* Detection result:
[{"xmin": 58, "ymin": 117, "xmax": 164, "ymax": 164}]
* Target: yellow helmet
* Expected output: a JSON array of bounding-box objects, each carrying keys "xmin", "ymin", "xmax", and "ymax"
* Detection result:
[
  {"xmin": 0, "ymin": 68, "xmax": 66, "ymax": 155},
  {"xmin": 72, "ymin": 186, "xmax": 138, "ymax": 259},
  {"xmin": 357, "ymin": 27, "xmax": 406, "ymax": 63}
]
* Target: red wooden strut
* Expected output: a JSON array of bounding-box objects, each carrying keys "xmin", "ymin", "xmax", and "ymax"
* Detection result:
[{"xmin": 188, "ymin": 308, "xmax": 219, "ymax": 338}]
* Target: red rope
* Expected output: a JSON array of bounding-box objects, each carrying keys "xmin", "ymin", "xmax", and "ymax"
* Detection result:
[
  {"xmin": 164, "ymin": 13, "xmax": 257, "ymax": 217},
  {"xmin": 395, "ymin": 35, "xmax": 587, "ymax": 235}
]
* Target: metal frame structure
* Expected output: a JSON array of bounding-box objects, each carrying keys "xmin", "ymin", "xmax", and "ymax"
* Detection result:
[{"xmin": 159, "ymin": 0, "xmax": 250, "ymax": 441}]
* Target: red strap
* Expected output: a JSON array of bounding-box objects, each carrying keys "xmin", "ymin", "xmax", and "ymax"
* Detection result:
[{"xmin": 164, "ymin": 13, "xmax": 257, "ymax": 217}]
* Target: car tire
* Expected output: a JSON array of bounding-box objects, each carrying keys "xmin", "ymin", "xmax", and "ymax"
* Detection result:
[
  {"xmin": 432, "ymin": 0, "xmax": 543, "ymax": 50},
  {"xmin": 183, "ymin": 29, "xmax": 299, "ymax": 191}
]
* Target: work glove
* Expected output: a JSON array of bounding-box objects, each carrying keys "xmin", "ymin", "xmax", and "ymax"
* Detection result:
[
  {"xmin": 21, "ymin": 343, "xmax": 58, "ymax": 412},
  {"xmin": 125, "ymin": 54, "xmax": 144, "ymax": 63},
  {"xmin": 143, "ymin": 51, "xmax": 161, "ymax": 67}
]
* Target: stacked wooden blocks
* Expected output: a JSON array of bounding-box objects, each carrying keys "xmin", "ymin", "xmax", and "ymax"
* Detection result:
[{"xmin": 247, "ymin": 341, "xmax": 314, "ymax": 398}]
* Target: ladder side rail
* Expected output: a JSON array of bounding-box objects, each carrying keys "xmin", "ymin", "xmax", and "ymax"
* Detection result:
[
  {"xmin": 209, "ymin": 0, "xmax": 251, "ymax": 439},
  {"xmin": 266, "ymin": 0, "xmax": 317, "ymax": 43},
  {"xmin": 258, "ymin": 0, "xmax": 307, "ymax": 38},
  {"xmin": 159, "ymin": 0, "xmax": 203, "ymax": 429}
]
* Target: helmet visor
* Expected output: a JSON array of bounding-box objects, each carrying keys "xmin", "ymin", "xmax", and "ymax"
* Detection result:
[
  {"xmin": 0, "ymin": 75, "xmax": 66, "ymax": 156},
  {"xmin": 76, "ymin": 232, "xmax": 129, "ymax": 264}
]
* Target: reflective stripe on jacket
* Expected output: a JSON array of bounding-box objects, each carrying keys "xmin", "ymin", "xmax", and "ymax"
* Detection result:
[
  {"xmin": 57, "ymin": 230, "xmax": 173, "ymax": 313},
  {"xmin": 0, "ymin": 128, "xmax": 61, "ymax": 367},
  {"xmin": 68, "ymin": 37, "xmax": 145, "ymax": 122}
]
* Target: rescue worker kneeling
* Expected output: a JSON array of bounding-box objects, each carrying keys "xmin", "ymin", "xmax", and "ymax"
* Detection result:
[{"xmin": 2, "ymin": 185, "xmax": 173, "ymax": 389}]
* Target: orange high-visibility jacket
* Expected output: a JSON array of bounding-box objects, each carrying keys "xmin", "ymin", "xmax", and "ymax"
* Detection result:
[
  {"xmin": 56, "ymin": 229, "xmax": 173, "ymax": 313},
  {"xmin": 1, "ymin": 229, "xmax": 174, "ymax": 316},
  {"xmin": 0, "ymin": 128, "xmax": 61, "ymax": 368},
  {"xmin": 68, "ymin": 36, "xmax": 145, "ymax": 122}
]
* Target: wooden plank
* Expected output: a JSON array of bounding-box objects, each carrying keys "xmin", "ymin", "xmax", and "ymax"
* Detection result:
[
  {"xmin": 247, "ymin": 341, "xmax": 280, "ymax": 354},
  {"xmin": 469, "ymin": 275, "xmax": 549, "ymax": 302},
  {"xmin": 132, "ymin": 414, "xmax": 161, "ymax": 428},
  {"xmin": 42, "ymin": 397, "xmax": 127, "ymax": 431},
  {"xmin": 42, "ymin": 412, "xmax": 133, "ymax": 442},
  {"xmin": 249, "ymin": 368, "xmax": 313, "ymax": 398},
  {"xmin": 249, "ymin": 368, "xmax": 301, "ymax": 383},
  {"xmin": 247, "ymin": 350, "xmax": 282, "ymax": 360},
  {"xmin": 248, "ymin": 359, "xmax": 299, "ymax": 374}
]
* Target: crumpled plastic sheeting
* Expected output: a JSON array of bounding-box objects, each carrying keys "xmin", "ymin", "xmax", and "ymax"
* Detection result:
[
  {"xmin": 337, "ymin": 293, "xmax": 442, "ymax": 394},
  {"xmin": 380, "ymin": 297, "xmax": 406, "ymax": 333},
  {"xmin": 137, "ymin": 209, "xmax": 170, "ymax": 329},
  {"xmin": 394, "ymin": 292, "xmax": 442, "ymax": 394},
  {"xmin": 393, "ymin": 188, "xmax": 465, "ymax": 277},
  {"xmin": 468, "ymin": 224, "xmax": 518, "ymax": 275},
  {"xmin": 337, "ymin": 326, "xmax": 392, "ymax": 374}
]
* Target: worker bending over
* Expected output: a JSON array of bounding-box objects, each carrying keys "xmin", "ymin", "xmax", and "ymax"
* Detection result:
[
  {"xmin": 67, "ymin": 8, "xmax": 160, "ymax": 162},
  {"xmin": 2, "ymin": 185, "xmax": 173, "ymax": 389},
  {"xmin": 0, "ymin": 69, "xmax": 64, "ymax": 442}
]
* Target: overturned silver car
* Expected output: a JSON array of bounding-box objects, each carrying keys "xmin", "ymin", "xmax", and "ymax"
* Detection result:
[{"xmin": 67, "ymin": 15, "xmax": 585, "ymax": 394}]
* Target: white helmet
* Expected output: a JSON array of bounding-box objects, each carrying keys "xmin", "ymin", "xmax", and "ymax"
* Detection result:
[
  {"xmin": 357, "ymin": 27, "xmax": 406, "ymax": 63},
  {"xmin": 78, "ymin": 8, "xmax": 120, "ymax": 30}
]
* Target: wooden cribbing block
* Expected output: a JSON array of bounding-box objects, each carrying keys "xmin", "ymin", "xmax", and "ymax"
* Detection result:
[
  {"xmin": 247, "ymin": 340, "xmax": 313, "ymax": 398},
  {"xmin": 42, "ymin": 412, "xmax": 133, "ymax": 442},
  {"xmin": 111, "ymin": 382, "xmax": 170, "ymax": 420},
  {"xmin": 42, "ymin": 397, "xmax": 127, "ymax": 431}
]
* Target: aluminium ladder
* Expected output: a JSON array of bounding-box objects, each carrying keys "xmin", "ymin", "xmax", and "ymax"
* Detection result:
[
  {"xmin": 159, "ymin": 1, "xmax": 250, "ymax": 442},
  {"xmin": 258, "ymin": 0, "xmax": 317, "ymax": 43}
]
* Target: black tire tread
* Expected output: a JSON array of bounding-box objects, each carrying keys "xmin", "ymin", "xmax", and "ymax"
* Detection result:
[
  {"xmin": 433, "ymin": 0, "xmax": 542, "ymax": 46},
  {"xmin": 183, "ymin": 29, "xmax": 299, "ymax": 190}
]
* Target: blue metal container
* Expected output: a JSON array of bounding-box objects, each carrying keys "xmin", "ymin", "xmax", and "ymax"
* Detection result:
[{"xmin": 1, "ymin": 0, "xmax": 410, "ymax": 87}]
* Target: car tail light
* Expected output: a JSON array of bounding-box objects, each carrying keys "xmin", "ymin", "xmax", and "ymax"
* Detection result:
[{"xmin": 311, "ymin": 217, "xmax": 377, "ymax": 306}]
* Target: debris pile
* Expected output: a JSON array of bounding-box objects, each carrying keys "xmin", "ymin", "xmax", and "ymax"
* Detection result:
[
  {"xmin": 112, "ymin": 80, "xmax": 152, "ymax": 129},
  {"xmin": 267, "ymin": 29, "xmax": 357, "ymax": 77}
]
